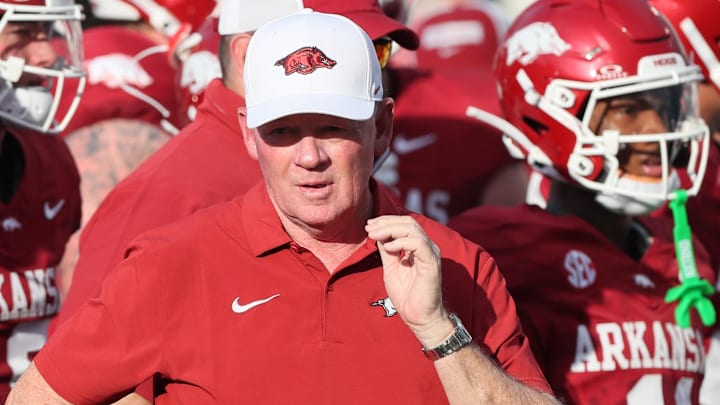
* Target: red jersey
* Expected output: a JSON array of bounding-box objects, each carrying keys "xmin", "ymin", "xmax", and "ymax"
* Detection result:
[
  {"xmin": 528, "ymin": 151, "xmax": 720, "ymax": 273},
  {"xmin": 52, "ymin": 79, "xmax": 261, "ymax": 334},
  {"xmin": 376, "ymin": 67, "xmax": 514, "ymax": 224},
  {"xmin": 36, "ymin": 182, "xmax": 550, "ymax": 403},
  {"xmin": 449, "ymin": 205, "xmax": 717, "ymax": 404},
  {"xmin": 0, "ymin": 131, "xmax": 80, "ymax": 400},
  {"xmin": 59, "ymin": 25, "xmax": 180, "ymax": 137}
]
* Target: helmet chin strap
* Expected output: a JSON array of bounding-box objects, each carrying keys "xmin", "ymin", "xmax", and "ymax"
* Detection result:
[{"xmin": 664, "ymin": 189, "xmax": 716, "ymax": 328}]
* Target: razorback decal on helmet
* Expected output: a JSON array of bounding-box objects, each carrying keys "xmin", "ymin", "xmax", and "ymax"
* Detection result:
[
  {"xmin": 275, "ymin": 47, "xmax": 337, "ymax": 75},
  {"xmin": 505, "ymin": 22, "xmax": 571, "ymax": 66}
]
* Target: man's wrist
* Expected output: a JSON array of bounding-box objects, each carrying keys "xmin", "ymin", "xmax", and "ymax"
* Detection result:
[
  {"xmin": 421, "ymin": 313, "xmax": 473, "ymax": 361},
  {"xmin": 414, "ymin": 312, "xmax": 455, "ymax": 349}
]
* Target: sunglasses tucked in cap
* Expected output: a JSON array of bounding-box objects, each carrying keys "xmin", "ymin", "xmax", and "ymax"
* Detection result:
[{"xmin": 244, "ymin": 9, "xmax": 384, "ymax": 129}]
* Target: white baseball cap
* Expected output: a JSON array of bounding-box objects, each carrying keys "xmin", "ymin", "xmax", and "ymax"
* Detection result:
[{"xmin": 244, "ymin": 10, "xmax": 384, "ymax": 129}]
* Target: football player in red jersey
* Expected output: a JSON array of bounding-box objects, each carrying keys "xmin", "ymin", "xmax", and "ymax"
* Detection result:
[
  {"xmin": 55, "ymin": 0, "xmax": 216, "ymax": 296},
  {"xmin": 0, "ymin": 0, "xmax": 84, "ymax": 400},
  {"xmin": 647, "ymin": 1, "xmax": 720, "ymax": 402},
  {"xmin": 449, "ymin": 0, "xmax": 718, "ymax": 403},
  {"xmin": 373, "ymin": 0, "xmax": 527, "ymax": 224}
]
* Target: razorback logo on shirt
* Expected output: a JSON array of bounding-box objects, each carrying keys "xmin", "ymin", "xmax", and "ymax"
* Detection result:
[
  {"xmin": 275, "ymin": 47, "xmax": 337, "ymax": 75},
  {"xmin": 2, "ymin": 217, "xmax": 21, "ymax": 232}
]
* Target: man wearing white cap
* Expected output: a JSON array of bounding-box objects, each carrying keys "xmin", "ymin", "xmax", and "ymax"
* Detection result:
[
  {"xmin": 53, "ymin": 0, "xmax": 418, "ymax": 357},
  {"xmin": 48, "ymin": 0, "xmax": 419, "ymax": 402},
  {"xmin": 9, "ymin": 10, "xmax": 558, "ymax": 404}
]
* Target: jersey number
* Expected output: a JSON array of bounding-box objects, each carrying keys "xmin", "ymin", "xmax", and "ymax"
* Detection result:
[
  {"xmin": 7, "ymin": 319, "xmax": 49, "ymax": 386},
  {"xmin": 627, "ymin": 374, "xmax": 693, "ymax": 405}
]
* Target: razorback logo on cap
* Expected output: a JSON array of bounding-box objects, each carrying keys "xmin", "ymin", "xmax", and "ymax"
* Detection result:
[{"xmin": 275, "ymin": 47, "xmax": 337, "ymax": 75}]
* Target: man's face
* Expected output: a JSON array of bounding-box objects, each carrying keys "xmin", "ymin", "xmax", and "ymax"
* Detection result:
[
  {"xmin": 0, "ymin": 21, "xmax": 57, "ymax": 85},
  {"xmin": 248, "ymin": 108, "xmax": 390, "ymax": 230},
  {"xmin": 588, "ymin": 88, "xmax": 679, "ymax": 180}
]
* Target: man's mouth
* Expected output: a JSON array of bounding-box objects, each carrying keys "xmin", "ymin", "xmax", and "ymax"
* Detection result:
[
  {"xmin": 632, "ymin": 149, "xmax": 663, "ymax": 178},
  {"xmin": 302, "ymin": 183, "xmax": 328, "ymax": 189}
]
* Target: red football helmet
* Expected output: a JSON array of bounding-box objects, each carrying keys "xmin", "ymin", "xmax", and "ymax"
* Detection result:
[
  {"xmin": 649, "ymin": 0, "xmax": 720, "ymax": 93},
  {"xmin": 90, "ymin": 0, "xmax": 215, "ymax": 40},
  {"xmin": 0, "ymin": 0, "xmax": 86, "ymax": 133},
  {"xmin": 173, "ymin": 14, "xmax": 221, "ymax": 127},
  {"xmin": 494, "ymin": 0, "xmax": 710, "ymax": 215}
]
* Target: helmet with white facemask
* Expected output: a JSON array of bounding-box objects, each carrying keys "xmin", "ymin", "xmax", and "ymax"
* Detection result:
[
  {"xmin": 494, "ymin": 0, "xmax": 710, "ymax": 215},
  {"xmin": 0, "ymin": 0, "xmax": 85, "ymax": 134}
]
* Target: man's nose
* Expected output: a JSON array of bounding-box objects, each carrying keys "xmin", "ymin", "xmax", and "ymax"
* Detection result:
[
  {"xmin": 637, "ymin": 109, "xmax": 670, "ymax": 134},
  {"xmin": 294, "ymin": 136, "xmax": 328, "ymax": 168},
  {"xmin": 22, "ymin": 39, "xmax": 57, "ymax": 69}
]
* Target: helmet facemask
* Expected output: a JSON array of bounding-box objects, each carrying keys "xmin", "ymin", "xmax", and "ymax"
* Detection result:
[
  {"xmin": 525, "ymin": 52, "xmax": 710, "ymax": 215},
  {"xmin": 0, "ymin": 1, "xmax": 85, "ymax": 134}
]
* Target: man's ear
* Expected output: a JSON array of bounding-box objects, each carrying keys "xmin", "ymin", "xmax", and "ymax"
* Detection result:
[
  {"xmin": 238, "ymin": 107, "xmax": 259, "ymax": 161},
  {"xmin": 229, "ymin": 33, "xmax": 253, "ymax": 73},
  {"xmin": 228, "ymin": 33, "xmax": 253, "ymax": 94},
  {"xmin": 374, "ymin": 97, "xmax": 395, "ymax": 158}
]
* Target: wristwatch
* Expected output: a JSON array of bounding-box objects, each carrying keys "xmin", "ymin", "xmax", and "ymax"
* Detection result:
[{"xmin": 422, "ymin": 313, "xmax": 473, "ymax": 361}]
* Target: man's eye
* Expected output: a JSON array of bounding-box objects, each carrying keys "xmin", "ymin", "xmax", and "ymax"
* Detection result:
[
  {"xmin": 609, "ymin": 104, "xmax": 636, "ymax": 115},
  {"xmin": 270, "ymin": 128, "xmax": 288, "ymax": 135},
  {"xmin": 613, "ymin": 100, "xmax": 651, "ymax": 115}
]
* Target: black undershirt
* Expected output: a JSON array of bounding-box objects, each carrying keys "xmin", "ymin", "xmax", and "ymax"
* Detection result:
[{"xmin": 0, "ymin": 133, "xmax": 25, "ymax": 204}]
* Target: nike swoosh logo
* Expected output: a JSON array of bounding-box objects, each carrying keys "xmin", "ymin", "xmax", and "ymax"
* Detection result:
[
  {"xmin": 231, "ymin": 294, "xmax": 280, "ymax": 313},
  {"xmin": 44, "ymin": 199, "xmax": 65, "ymax": 220},
  {"xmin": 393, "ymin": 133, "xmax": 438, "ymax": 155}
]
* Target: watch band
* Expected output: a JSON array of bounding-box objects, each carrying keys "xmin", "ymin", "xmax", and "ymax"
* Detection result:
[{"xmin": 422, "ymin": 313, "xmax": 473, "ymax": 361}]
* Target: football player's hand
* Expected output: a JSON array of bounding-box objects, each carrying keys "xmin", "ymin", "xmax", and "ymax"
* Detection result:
[{"xmin": 365, "ymin": 215, "xmax": 452, "ymax": 347}]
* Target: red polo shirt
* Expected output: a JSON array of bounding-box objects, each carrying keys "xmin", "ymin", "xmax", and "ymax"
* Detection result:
[{"xmin": 37, "ymin": 182, "xmax": 549, "ymax": 404}]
